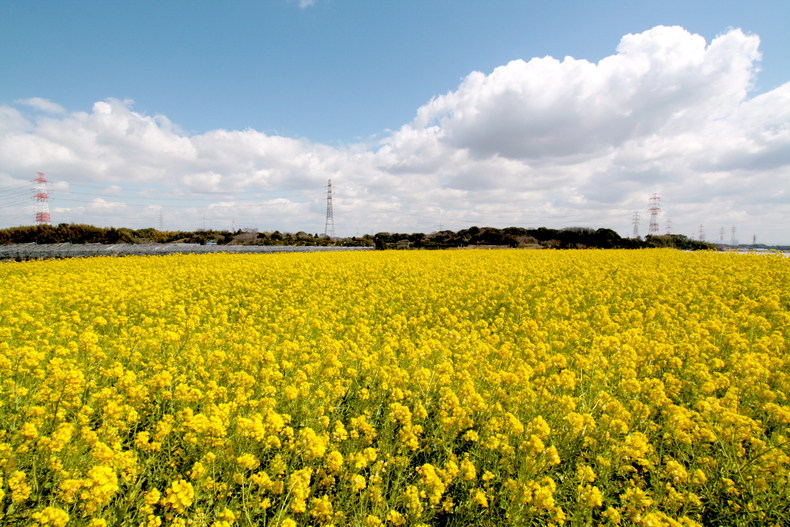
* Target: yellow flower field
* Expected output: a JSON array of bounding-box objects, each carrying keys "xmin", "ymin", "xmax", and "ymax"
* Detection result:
[{"xmin": 0, "ymin": 249, "xmax": 788, "ymax": 526}]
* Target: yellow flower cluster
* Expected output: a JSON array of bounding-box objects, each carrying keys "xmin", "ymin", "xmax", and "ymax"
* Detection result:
[
  {"xmin": 31, "ymin": 506, "xmax": 69, "ymax": 526},
  {"xmin": 161, "ymin": 479, "xmax": 194, "ymax": 514},
  {"xmin": 0, "ymin": 249, "xmax": 787, "ymax": 525}
]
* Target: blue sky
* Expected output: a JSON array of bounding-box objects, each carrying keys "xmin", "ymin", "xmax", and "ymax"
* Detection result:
[{"xmin": 1, "ymin": 0, "xmax": 789, "ymax": 243}]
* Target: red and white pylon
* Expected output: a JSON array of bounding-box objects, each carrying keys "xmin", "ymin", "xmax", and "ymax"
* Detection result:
[{"xmin": 34, "ymin": 172, "xmax": 51, "ymax": 225}]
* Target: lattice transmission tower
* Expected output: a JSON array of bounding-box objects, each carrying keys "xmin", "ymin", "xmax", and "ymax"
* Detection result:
[
  {"xmin": 323, "ymin": 179, "xmax": 335, "ymax": 238},
  {"xmin": 631, "ymin": 212, "xmax": 640, "ymax": 238},
  {"xmin": 648, "ymin": 193, "xmax": 661, "ymax": 235},
  {"xmin": 33, "ymin": 172, "xmax": 51, "ymax": 225}
]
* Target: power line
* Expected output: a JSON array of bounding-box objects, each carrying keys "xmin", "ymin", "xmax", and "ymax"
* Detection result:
[{"xmin": 0, "ymin": 183, "xmax": 33, "ymax": 192}]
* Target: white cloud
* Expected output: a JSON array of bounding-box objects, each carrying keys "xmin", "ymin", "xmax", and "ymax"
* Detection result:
[
  {"xmin": 15, "ymin": 97, "xmax": 66, "ymax": 114},
  {"xmin": 87, "ymin": 197, "xmax": 129, "ymax": 214},
  {"xmin": 0, "ymin": 26, "xmax": 788, "ymax": 243},
  {"xmin": 180, "ymin": 171, "xmax": 224, "ymax": 193},
  {"xmin": 410, "ymin": 26, "xmax": 761, "ymax": 161},
  {"xmin": 0, "ymin": 105, "xmax": 32, "ymax": 133}
]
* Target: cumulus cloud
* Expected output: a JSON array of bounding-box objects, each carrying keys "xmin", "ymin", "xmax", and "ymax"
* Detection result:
[
  {"xmin": 0, "ymin": 26, "xmax": 788, "ymax": 242},
  {"xmin": 410, "ymin": 26, "xmax": 761, "ymax": 161}
]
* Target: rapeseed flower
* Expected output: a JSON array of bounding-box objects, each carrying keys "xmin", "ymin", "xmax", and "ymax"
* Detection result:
[
  {"xmin": 9, "ymin": 470, "xmax": 31, "ymax": 503},
  {"xmin": 31, "ymin": 506, "xmax": 69, "ymax": 526},
  {"xmin": 162, "ymin": 479, "xmax": 194, "ymax": 514},
  {"xmin": 0, "ymin": 250, "xmax": 786, "ymax": 525}
]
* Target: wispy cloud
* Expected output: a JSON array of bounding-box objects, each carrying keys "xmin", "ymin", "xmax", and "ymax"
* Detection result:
[
  {"xmin": 14, "ymin": 97, "xmax": 66, "ymax": 114},
  {"xmin": 291, "ymin": 0, "xmax": 315, "ymax": 9}
]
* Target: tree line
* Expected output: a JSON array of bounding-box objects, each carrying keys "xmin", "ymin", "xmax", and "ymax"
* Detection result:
[
  {"xmin": 1, "ymin": 223, "xmax": 718, "ymax": 250},
  {"xmin": 373, "ymin": 226, "xmax": 717, "ymax": 250},
  {"xmin": 0, "ymin": 224, "xmax": 372, "ymax": 247}
]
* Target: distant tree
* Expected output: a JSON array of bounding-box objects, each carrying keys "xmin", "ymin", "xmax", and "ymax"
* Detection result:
[
  {"xmin": 409, "ymin": 233, "xmax": 425, "ymax": 248},
  {"xmin": 592, "ymin": 228, "xmax": 622, "ymax": 249},
  {"xmin": 374, "ymin": 232, "xmax": 389, "ymax": 250},
  {"xmin": 645, "ymin": 234, "xmax": 716, "ymax": 251}
]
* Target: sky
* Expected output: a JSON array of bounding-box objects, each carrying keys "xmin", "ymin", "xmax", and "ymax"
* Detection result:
[{"xmin": 1, "ymin": 0, "xmax": 788, "ymax": 244}]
